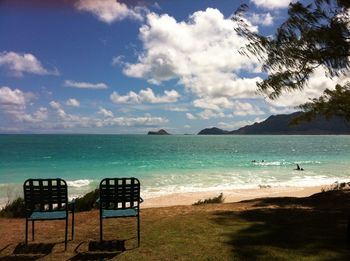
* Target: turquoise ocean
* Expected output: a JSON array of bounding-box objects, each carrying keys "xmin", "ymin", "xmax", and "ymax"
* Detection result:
[{"xmin": 1, "ymin": 134, "xmax": 350, "ymax": 204}]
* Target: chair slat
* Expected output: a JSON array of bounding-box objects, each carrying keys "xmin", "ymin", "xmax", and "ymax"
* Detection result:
[
  {"xmin": 24, "ymin": 178, "xmax": 68, "ymax": 213},
  {"xmin": 99, "ymin": 177, "xmax": 140, "ymax": 210}
]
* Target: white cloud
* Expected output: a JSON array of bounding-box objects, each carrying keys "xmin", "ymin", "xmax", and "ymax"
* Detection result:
[
  {"xmin": 0, "ymin": 86, "xmax": 48, "ymax": 123},
  {"xmin": 112, "ymin": 55, "xmax": 125, "ymax": 66},
  {"xmin": 197, "ymin": 109, "xmax": 227, "ymax": 120},
  {"xmin": 64, "ymin": 80, "xmax": 108, "ymax": 89},
  {"xmin": 193, "ymin": 97, "xmax": 234, "ymax": 112},
  {"xmin": 266, "ymin": 67, "xmax": 349, "ymax": 108},
  {"xmin": 193, "ymin": 97, "xmax": 264, "ymax": 118},
  {"xmin": 0, "ymin": 86, "xmax": 27, "ymax": 109},
  {"xmin": 110, "ymin": 88, "xmax": 180, "ymax": 104},
  {"xmin": 218, "ymin": 117, "xmax": 265, "ymax": 130},
  {"xmin": 48, "ymin": 100, "xmax": 168, "ymax": 129},
  {"xmin": 269, "ymin": 106, "xmax": 296, "ymax": 115},
  {"xmin": 123, "ymin": 8, "xmax": 261, "ymax": 101},
  {"xmin": 49, "ymin": 101, "xmax": 61, "ymax": 110},
  {"xmin": 53, "ymin": 108, "xmax": 168, "ymax": 128},
  {"xmin": 75, "ymin": 0, "xmax": 144, "ymax": 23},
  {"xmin": 165, "ymin": 106, "xmax": 188, "ymax": 112},
  {"xmin": 232, "ymin": 101, "xmax": 265, "ymax": 116},
  {"xmin": 15, "ymin": 107, "xmax": 48, "ymax": 123},
  {"xmin": 65, "ymin": 98, "xmax": 80, "ymax": 107},
  {"xmin": 98, "ymin": 107, "xmax": 114, "ymax": 118},
  {"xmin": 186, "ymin": 112, "xmax": 197, "ymax": 120},
  {"xmin": 246, "ymin": 12, "xmax": 273, "ymax": 26},
  {"xmin": 0, "ymin": 51, "xmax": 59, "ymax": 77},
  {"xmin": 251, "ymin": 0, "xmax": 292, "ymax": 9}
]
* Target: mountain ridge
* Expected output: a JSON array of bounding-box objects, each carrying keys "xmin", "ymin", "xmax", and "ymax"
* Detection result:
[{"xmin": 198, "ymin": 112, "xmax": 350, "ymax": 135}]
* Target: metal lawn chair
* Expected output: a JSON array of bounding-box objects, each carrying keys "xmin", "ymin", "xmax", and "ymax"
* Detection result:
[
  {"xmin": 23, "ymin": 178, "xmax": 75, "ymax": 250},
  {"xmin": 98, "ymin": 177, "xmax": 143, "ymax": 246}
]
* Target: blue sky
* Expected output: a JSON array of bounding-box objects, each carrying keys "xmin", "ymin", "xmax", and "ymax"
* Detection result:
[{"xmin": 0, "ymin": 0, "xmax": 336, "ymax": 134}]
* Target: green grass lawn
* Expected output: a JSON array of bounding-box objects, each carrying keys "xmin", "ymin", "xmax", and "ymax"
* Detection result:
[{"xmin": 1, "ymin": 190, "xmax": 350, "ymax": 260}]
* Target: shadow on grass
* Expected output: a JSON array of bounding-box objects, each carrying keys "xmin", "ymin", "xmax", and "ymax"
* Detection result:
[
  {"xmin": 0, "ymin": 242, "xmax": 55, "ymax": 261},
  {"xmin": 68, "ymin": 240, "xmax": 126, "ymax": 261},
  {"xmin": 213, "ymin": 190, "xmax": 350, "ymax": 260}
]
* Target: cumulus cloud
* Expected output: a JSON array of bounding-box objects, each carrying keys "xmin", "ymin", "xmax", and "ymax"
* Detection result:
[
  {"xmin": 52, "ymin": 107, "xmax": 168, "ymax": 128},
  {"xmin": 98, "ymin": 107, "xmax": 114, "ymax": 118},
  {"xmin": 218, "ymin": 117, "xmax": 265, "ymax": 130},
  {"xmin": 0, "ymin": 51, "xmax": 59, "ymax": 77},
  {"xmin": 197, "ymin": 109, "xmax": 227, "ymax": 120},
  {"xmin": 232, "ymin": 101, "xmax": 265, "ymax": 116},
  {"xmin": 251, "ymin": 0, "xmax": 292, "ymax": 9},
  {"xmin": 46, "ymin": 100, "xmax": 168, "ymax": 129},
  {"xmin": 64, "ymin": 80, "xmax": 108, "ymax": 89},
  {"xmin": 49, "ymin": 101, "xmax": 61, "ymax": 110},
  {"xmin": 110, "ymin": 88, "xmax": 180, "ymax": 104},
  {"xmin": 0, "ymin": 86, "xmax": 27, "ymax": 109},
  {"xmin": 165, "ymin": 106, "xmax": 188, "ymax": 112},
  {"xmin": 186, "ymin": 112, "xmax": 197, "ymax": 120},
  {"xmin": 0, "ymin": 86, "xmax": 48, "ymax": 123},
  {"xmin": 193, "ymin": 97, "xmax": 234, "ymax": 112},
  {"xmin": 193, "ymin": 97, "xmax": 264, "ymax": 118},
  {"xmin": 123, "ymin": 8, "xmax": 261, "ymax": 100},
  {"xmin": 266, "ymin": 67, "xmax": 349, "ymax": 108},
  {"xmin": 75, "ymin": 0, "xmax": 144, "ymax": 23},
  {"xmin": 15, "ymin": 107, "xmax": 48, "ymax": 123},
  {"xmin": 65, "ymin": 98, "xmax": 80, "ymax": 107},
  {"xmin": 269, "ymin": 106, "xmax": 296, "ymax": 115},
  {"xmin": 246, "ymin": 12, "xmax": 274, "ymax": 26},
  {"xmin": 112, "ymin": 55, "xmax": 125, "ymax": 66}
]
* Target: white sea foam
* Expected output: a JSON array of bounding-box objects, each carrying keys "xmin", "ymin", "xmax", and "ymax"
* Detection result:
[{"xmin": 140, "ymin": 173, "xmax": 350, "ymax": 199}]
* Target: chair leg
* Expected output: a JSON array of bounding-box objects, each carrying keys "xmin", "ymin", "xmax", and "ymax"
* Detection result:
[
  {"xmin": 25, "ymin": 219, "xmax": 28, "ymax": 245},
  {"xmin": 32, "ymin": 220, "xmax": 35, "ymax": 241},
  {"xmin": 137, "ymin": 215, "xmax": 140, "ymax": 247},
  {"xmin": 65, "ymin": 216, "xmax": 68, "ymax": 250},
  {"xmin": 100, "ymin": 215, "xmax": 103, "ymax": 242},
  {"xmin": 71, "ymin": 210, "xmax": 75, "ymax": 240}
]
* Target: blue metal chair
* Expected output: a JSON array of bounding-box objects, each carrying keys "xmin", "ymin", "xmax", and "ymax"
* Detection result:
[
  {"xmin": 23, "ymin": 178, "xmax": 75, "ymax": 250},
  {"xmin": 99, "ymin": 177, "xmax": 143, "ymax": 246}
]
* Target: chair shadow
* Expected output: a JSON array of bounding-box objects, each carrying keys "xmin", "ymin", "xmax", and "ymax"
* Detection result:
[
  {"xmin": 68, "ymin": 240, "xmax": 126, "ymax": 261},
  {"xmin": 0, "ymin": 242, "xmax": 55, "ymax": 261}
]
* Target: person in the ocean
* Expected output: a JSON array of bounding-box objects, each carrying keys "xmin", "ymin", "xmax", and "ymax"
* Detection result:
[{"xmin": 295, "ymin": 164, "xmax": 304, "ymax": 171}]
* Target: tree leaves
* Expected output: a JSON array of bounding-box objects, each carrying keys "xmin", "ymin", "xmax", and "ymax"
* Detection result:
[{"xmin": 234, "ymin": 0, "xmax": 350, "ymax": 121}]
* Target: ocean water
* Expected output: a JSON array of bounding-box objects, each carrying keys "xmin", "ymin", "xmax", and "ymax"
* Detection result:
[{"xmin": 1, "ymin": 134, "xmax": 350, "ymax": 203}]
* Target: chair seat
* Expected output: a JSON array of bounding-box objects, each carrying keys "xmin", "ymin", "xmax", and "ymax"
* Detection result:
[
  {"xmin": 29, "ymin": 210, "xmax": 67, "ymax": 220},
  {"xmin": 102, "ymin": 208, "xmax": 138, "ymax": 218}
]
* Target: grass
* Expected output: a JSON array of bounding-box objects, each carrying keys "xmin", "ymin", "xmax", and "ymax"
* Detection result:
[
  {"xmin": 0, "ymin": 197, "xmax": 25, "ymax": 218},
  {"xmin": 1, "ymin": 189, "xmax": 350, "ymax": 260},
  {"xmin": 0, "ymin": 189, "xmax": 100, "ymax": 218},
  {"xmin": 193, "ymin": 193, "xmax": 224, "ymax": 205}
]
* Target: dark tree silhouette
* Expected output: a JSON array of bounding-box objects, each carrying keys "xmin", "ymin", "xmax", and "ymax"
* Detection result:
[{"xmin": 233, "ymin": 0, "xmax": 350, "ymax": 122}]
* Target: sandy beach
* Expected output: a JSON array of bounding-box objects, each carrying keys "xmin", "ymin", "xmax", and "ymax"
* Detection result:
[{"xmin": 142, "ymin": 185, "xmax": 324, "ymax": 208}]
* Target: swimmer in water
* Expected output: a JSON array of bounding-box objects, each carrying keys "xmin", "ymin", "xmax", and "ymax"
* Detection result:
[{"xmin": 295, "ymin": 164, "xmax": 304, "ymax": 171}]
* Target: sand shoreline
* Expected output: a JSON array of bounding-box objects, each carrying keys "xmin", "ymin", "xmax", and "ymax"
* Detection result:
[
  {"xmin": 0, "ymin": 185, "xmax": 327, "ymax": 210},
  {"xmin": 142, "ymin": 185, "xmax": 324, "ymax": 208}
]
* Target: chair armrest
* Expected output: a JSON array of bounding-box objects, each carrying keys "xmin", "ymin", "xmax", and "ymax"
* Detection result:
[
  {"xmin": 140, "ymin": 197, "xmax": 144, "ymax": 204},
  {"xmin": 96, "ymin": 197, "xmax": 100, "ymax": 203}
]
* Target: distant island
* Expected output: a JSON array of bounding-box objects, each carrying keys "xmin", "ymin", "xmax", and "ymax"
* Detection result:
[
  {"xmin": 148, "ymin": 129, "xmax": 170, "ymax": 135},
  {"xmin": 198, "ymin": 112, "xmax": 350, "ymax": 135}
]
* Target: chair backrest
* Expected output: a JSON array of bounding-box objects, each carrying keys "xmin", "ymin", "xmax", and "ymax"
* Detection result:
[
  {"xmin": 23, "ymin": 178, "xmax": 68, "ymax": 213},
  {"xmin": 99, "ymin": 177, "xmax": 140, "ymax": 210}
]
